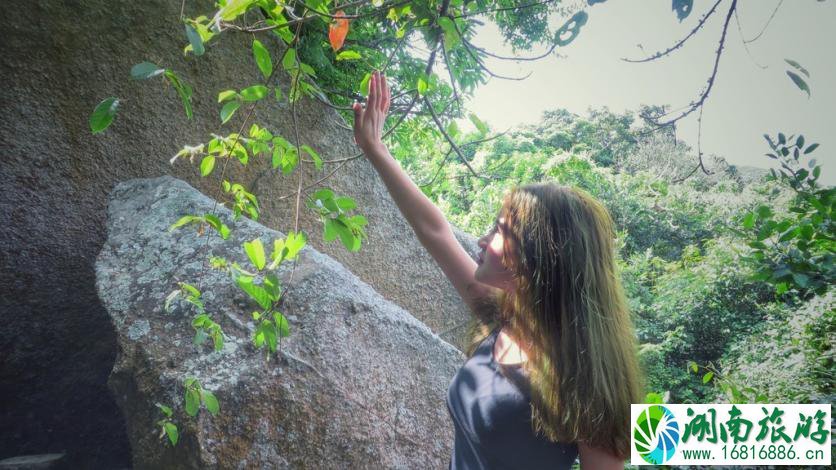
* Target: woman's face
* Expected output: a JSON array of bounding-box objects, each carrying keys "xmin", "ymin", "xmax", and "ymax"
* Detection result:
[{"xmin": 474, "ymin": 214, "xmax": 516, "ymax": 292}]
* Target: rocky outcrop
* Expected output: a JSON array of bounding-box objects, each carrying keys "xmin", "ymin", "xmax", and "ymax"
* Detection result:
[
  {"xmin": 1, "ymin": 0, "xmax": 476, "ymax": 466},
  {"xmin": 96, "ymin": 176, "xmax": 465, "ymax": 469}
]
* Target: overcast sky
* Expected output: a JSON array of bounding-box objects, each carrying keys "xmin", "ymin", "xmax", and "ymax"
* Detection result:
[{"xmin": 452, "ymin": 0, "xmax": 835, "ymax": 185}]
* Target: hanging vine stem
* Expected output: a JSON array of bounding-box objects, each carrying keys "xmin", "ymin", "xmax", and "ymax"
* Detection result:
[
  {"xmin": 732, "ymin": 6, "xmax": 767, "ymax": 70},
  {"xmin": 672, "ymin": 104, "xmax": 713, "ymax": 184},
  {"xmin": 417, "ymin": 131, "xmax": 507, "ymax": 187},
  {"xmin": 743, "ymin": 0, "xmax": 784, "ymax": 44}
]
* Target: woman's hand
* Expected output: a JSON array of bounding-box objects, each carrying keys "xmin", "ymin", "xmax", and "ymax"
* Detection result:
[{"xmin": 352, "ymin": 70, "xmax": 390, "ymax": 159}]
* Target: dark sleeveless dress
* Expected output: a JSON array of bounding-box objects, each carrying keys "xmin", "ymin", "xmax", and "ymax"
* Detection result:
[{"xmin": 446, "ymin": 326, "xmax": 579, "ymax": 469}]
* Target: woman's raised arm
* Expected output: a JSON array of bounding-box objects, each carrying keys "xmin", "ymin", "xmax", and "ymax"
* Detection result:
[{"xmin": 352, "ymin": 71, "xmax": 495, "ymax": 315}]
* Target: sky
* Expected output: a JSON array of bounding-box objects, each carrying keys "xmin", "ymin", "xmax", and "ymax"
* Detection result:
[{"xmin": 450, "ymin": 0, "xmax": 835, "ymax": 185}]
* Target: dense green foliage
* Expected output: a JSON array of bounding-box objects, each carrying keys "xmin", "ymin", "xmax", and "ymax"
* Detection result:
[{"xmin": 400, "ymin": 106, "xmax": 834, "ymax": 407}]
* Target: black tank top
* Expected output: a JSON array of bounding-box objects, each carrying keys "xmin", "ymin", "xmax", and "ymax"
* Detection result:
[{"xmin": 446, "ymin": 326, "xmax": 579, "ymax": 469}]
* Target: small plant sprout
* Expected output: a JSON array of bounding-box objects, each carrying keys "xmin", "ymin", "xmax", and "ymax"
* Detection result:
[
  {"xmin": 183, "ymin": 377, "xmax": 220, "ymax": 417},
  {"xmin": 155, "ymin": 403, "xmax": 179, "ymax": 446}
]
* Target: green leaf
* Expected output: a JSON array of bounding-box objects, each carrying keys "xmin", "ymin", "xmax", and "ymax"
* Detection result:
[
  {"xmin": 469, "ymin": 113, "xmax": 488, "ymax": 135},
  {"xmin": 185, "ymin": 24, "xmax": 205, "ymax": 56},
  {"xmin": 742, "ymin": 212, "xmax": 756, "ymax": 229},
  {"xmin": 702, "ymin": 371, "xmax": 714, "ymax": 384},
  {"xmin": 185, "ymin": 389, "xmax": 200, "ymax": 417},
  {"xmin": 312, "ymin": 188, "xmax": 335, "ymax": 203},
  {"xmin": 90, "ymin": 97, "xmax": 120, "ymax": 134},
  {"xmin": 786, "ymin": 70, "xmax": 811, "ymax": 98},
  {"xmin": 193, "ymin": 328, "xmax": 209, "ymax": 346},
  {"xmin": 282, "ymin": 48, "xmax": 297, "ymax": 71},
  {"xmin": 360, "ymin": 72, "xmax": 372, "ymax": 97},
  {"xmin": 164, "ymin": 422, "xmax": 179, "ymax": 446},
  {"xmin": 217, "ymin": 0, "xmax": 255, "ymax": 21},
  {"xmin": 281, "ymin": 148, "xmax": 298, "ymax": 175},
  {"xmin": 201, "ymin": 390, "xmax": 219, "ymax": 416},
  {"xmin": 235, "ymin": 276, "xmax": 272, "ymax": 310},
  {"xmin": 283, "ymin": 231, "xmax": 306, "ymax": 261},
  {"xmin": 243, "ymin": 238, "xmax": 266, "ymax": 270},
  {"xmin": 220, "ymin": 100, "xmax": 241, "ymax": 124},
  {"xmin": 334, "ymin": 196, "xmax": 356, "ymax": 212},
  {"xmin": 204, "ymin": 214, "xmax": 230, "ymax": 239},
  {"xmin": 336, "ymin": 50, "xmax": 361, "ymax": 61},
  {"xmin": 218, "ymin": 90, "xmax": 238, "ymax": 103},
  {"xmin": 775, "ymin": 282, "xmax": 789, "ymax": 296},
  {"xmin": 792, "ymin": 272, "xmax": 810, "ymax": 288},
  {"xmin": 156, "ymin": 403, "xmax": 173, "ymax": 417},
  {"xmin": 437, "ymin": 17, "xmax": 460, "ymax": 48},
  {"xmin": 416, "ymin": 76, "xmax": 428, "ymax": 96},
  {"xmin": 200, "ymin": 155, "xmax": 216, "ymax": 177},
  {"xmin": 263, "ymin": 321, "xmax": 277, "ymax": 352},
  {"xmin": 784, "ymin": 59, "xmax": 810, "ymax": 78},
  {"xmin": 301, "ymin": 145, "xmax": 322, "ymax": 170},
  {"xmin": 212, "ymin": 330, "xmax": 224, "ymax": 351},
  {"xmin": 131, "ymin": 62, "xmax": 165, "ymax": 80},
  {"xmin": 252, "ymin": 39, "xmax": 272, "ymax": 79},
  {"xmin": 756, "ymin": 205, "xmax": 772, "ymax": 219},
  {"xmin": 240, "ymin": 85, "xmax": 268, "ymax": 102},
  {"xmin": 164, "ymin": 70, "xmax": 193, "ymax": 119},
  {"xmin": 688, "ymin": 361, "xmax": 698, "ymax": 373},
  {"xmin": 168, "ymin": 215, "xmax": 202, "ymax": 232},
  {"xmin": 446, "ymin": 121, "xmax": 460, "ymax": 139},
  {"xmin": 324, "ymin": 219, "xmax": 339, "ymax": 242},
  {"xmin": 273, "ymin": 311, "xmax": 290, "ymax": 337},
  {"xmin": 263, "ymin": 273, "xmax": 282, "ymax": 299},
  {"xmin": 804, "ymin": 143, "xmax": 819, "ymax": 154},
  {"xmin": 335, "ymin": 219, "xmax": 360, "ymax": 252}
]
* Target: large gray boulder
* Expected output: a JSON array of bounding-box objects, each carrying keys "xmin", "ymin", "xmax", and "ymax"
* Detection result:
[
  {"xmin": 1, "ymin": 0, "xmax": 476, "ymax": 466},
  {"xmin": 96, "ymin": 176, "xmax": 465, "ymax": 469}
]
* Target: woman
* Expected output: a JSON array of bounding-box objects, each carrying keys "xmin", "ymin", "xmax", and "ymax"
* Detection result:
[{"xmin": 353, "ymin": 71, "xmax": 644, "ymax": 469}]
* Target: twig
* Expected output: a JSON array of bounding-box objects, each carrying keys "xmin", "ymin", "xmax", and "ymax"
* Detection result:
[
  {"xmin": 464, "ymin": 37, "xmax": 559, "ymax": 62},
  {"xmin": 418, "ymin": 132, "xmax": 506, "ymax": 187},
  {"xmin": 622, "ymin": 0, "xmax": 724, "ymax": 63},
  {"xmin": 424, "ymin": 97, "xmax": 490, "ymax": 180}
]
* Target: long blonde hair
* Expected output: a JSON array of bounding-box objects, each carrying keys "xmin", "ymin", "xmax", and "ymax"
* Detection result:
[{"xmin": 467, "ymin": 182, "xmax": 644, "ymax": 460}]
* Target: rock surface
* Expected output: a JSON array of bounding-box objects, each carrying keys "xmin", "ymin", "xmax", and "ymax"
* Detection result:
[
  {"xmin": 1, "ymin": 0, "xmax": 477, "ymax": 466},
  {"xmin": 96, "ymin": 176, "xmax": 465, "ymax": 469}
]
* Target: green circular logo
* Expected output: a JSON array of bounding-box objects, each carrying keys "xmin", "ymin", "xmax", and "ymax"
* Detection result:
[{"xmin": 634, "ymin": 405, "xmax": 680, "ymax": 464}]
